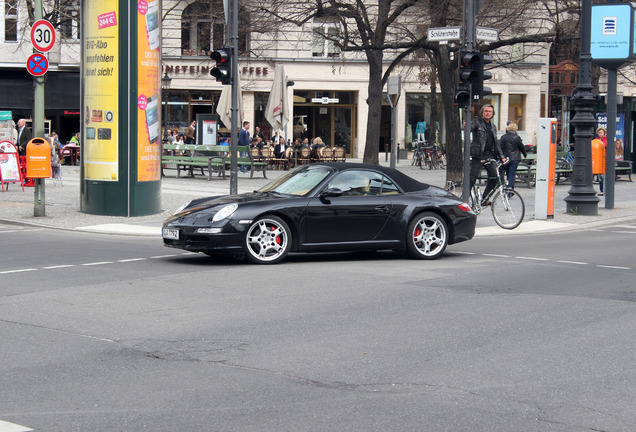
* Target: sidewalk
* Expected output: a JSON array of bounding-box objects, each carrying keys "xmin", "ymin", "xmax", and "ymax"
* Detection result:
[{"xmin": 1, "ymin": 160, "xmax": 635, "ymax": 237}]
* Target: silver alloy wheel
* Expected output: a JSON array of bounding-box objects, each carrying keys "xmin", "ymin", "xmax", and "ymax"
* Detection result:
[
  {"xmin": 408, "ymin": 213, "xmax": 448, "ymax": 259},
  {"xmin": 245, "ymin": 216, "xmax": 291, "ymax": 263}
]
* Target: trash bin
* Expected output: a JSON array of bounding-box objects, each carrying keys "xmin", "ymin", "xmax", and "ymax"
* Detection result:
[
  {"xmin": 26, "ymin": 137, "xmax": 51, "ymax": 178},
  {"xmin": 591, "ymin": 138, "xmax": 606, "ymax": 175}
]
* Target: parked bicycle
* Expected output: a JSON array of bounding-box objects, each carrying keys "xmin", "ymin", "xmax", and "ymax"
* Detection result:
[
  {"xmin": 470, "ymin": 159, "xmax": 525, "ymax": 229},
  {"xmin": 411, "ymin": 141, "xmax": 426, "ymax": 169}
]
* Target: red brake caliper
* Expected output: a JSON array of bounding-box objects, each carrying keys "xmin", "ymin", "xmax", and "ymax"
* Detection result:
[{"xmin": 271, "ymin": 226, "xmax": 282, "ymax": 245}]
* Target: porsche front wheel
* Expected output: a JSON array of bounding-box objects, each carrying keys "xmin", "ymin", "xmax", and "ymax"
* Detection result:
[
  {"xmin": 245, "ymin": 216, "xmax": 291, "ymax": 264},
  {"xmin": 406, "ymin": 212, "xmax": 448, "ymax": 259}
]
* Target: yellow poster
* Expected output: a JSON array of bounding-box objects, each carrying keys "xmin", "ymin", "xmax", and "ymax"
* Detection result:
[
  {"xmin": 137, "ymin": 0, "xmax": 161, "ymax": 182},
  {"xmin": 83, "ymin": 0, "xmax": 119, "ymax": 181}
]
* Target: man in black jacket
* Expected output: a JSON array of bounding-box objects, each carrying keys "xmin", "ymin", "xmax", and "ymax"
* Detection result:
[
  {"xmin": 17, "ymin": 118, "xmax": 32, "ymax": 156},
  {"xmin": 500, "ymin": 122, "xmax": 527, "ymax": 189},
  {"xmin": 469, "ymin": 104, "xmax": 506, "ymax": 203}
]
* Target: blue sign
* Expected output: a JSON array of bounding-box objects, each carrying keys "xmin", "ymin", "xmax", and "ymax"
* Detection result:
[{"xmin": 590, "ymin": 3, "xmax": 633, "ymax": 60}]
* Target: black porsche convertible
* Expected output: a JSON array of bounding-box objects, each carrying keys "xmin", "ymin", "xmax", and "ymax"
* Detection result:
[{"xmin": 162, "ymin": 163, "xmax": 476, "ymax": 264}]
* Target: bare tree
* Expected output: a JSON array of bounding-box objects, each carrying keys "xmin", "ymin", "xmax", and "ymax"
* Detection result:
[{"xmin": 248, "ymin": 0, "xmax": 584, "ymax": 179}]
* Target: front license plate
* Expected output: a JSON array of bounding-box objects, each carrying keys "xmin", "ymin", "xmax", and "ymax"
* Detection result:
[{"xmin": 162, "ymin": 228, "xmax": 179, "ymax": 239}]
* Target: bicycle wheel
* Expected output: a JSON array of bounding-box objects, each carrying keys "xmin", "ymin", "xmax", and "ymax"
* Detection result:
[
  {"xmin": 430, "ymin": 153, "xmax": 439, "ymax": 170},
  {"xmin": 491, "ymin": 189, "xmax": 525, "ymax": 229},
  {"xmin": 469, "ymin": 188, "xmax": 482, "ymax": 215},
  {"xmin": 437, "ymin": 153, "xmax": 447, "ymax": 169}
]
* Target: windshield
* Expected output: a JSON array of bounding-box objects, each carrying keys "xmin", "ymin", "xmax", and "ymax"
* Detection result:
[{"xmin": 259, "ymin": 166, "xmax": 333, "ymax": 196}]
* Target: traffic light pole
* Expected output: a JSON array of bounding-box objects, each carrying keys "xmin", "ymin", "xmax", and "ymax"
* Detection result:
[
  {"xmin": 460, "ymin": 0, "xmax": 475, "ymax": 203},
  {"xmin": 229, "ymin": 0, "xmax": 239, "ymax": 195}
]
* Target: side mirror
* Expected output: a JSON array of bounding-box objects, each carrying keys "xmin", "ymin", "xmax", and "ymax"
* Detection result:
[{"xmin": 320, "ymin": 187, "xmax": 343, "ymax": 199}]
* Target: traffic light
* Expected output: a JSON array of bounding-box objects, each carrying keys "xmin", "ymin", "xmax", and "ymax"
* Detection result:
[
  {"xmin": 459, "ymin": 50, "xmax": 480, "ymax": 84},
  {"xmin": 454, "ymin": 84, "xmax": 471, "ymax": 107},
  {"xmin": 455, "ymin": 50, "xmax": 479, "ymax": 107},
  {"xmin": 472, "ymin": 53, "xmax": 493, "ymax": 100},
  {"xmin": 210, "ymin": 47, "xmax": 232, "ymax": 85}
]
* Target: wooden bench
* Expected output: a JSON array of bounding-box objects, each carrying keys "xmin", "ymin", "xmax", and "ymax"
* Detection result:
[
  {"xmin": 236, "ymin": 145, "xmax": 268, "ymax": 178},
  {"xmin": 162, "ymin": 144, "xmax": 228, "ymax": 180},
  {"xmin": 615, "ymin": 160, "xmax": 633, "ymax": 181}
]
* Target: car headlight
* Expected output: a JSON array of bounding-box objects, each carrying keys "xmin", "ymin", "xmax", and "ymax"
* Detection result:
[
  {"xmin": 213, "ymin": 203, "xmax": 238, "ymax": 222},
  {"xmin": 173, "ymin": 200, "xmax": 192, "ymax": 215}
]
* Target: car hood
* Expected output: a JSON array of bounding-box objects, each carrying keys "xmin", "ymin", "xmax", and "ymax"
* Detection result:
[{"xmin": 166, "ymin": 192, "xmax": 283, "ymax": 222}]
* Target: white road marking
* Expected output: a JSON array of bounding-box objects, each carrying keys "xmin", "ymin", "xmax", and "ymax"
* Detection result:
[
  {"xmin": 42, "ymin": 264, "xmax": 76, "ymax": 270},
  {"xmin": 117, "ymin": 258, "xmax": 147, "ymax": 263},
  {"xmin": 150, "ymin": 254, "xmax": 178, "ymax": 259},
  {"xmin": 557, "ymin": 260, "xmax": 588, "ymax": 265},
  {"xmin": 610, "ymin": 230, "xmax": 636, "ymax": 234},
  {"xmin": 597, "ymin": 265, "xmax": 631, "ymax": 270},
  {"xmin": 0, "ymin": 268, "xmax": 37, "ymax": 274},
  {"xmin": 482, "ymin": 253, "xmax": 511, "ymax": 258},
  {"xmin": 450, "ymin": 251, "xmax": 476, "ymax": 255},
  {"xmin": 515, "ymin": 256, "xmax": 549, "ymax": 261},
  {"xmin": 81, "ymin": 262, "xmax": 114, "ymax": 266},
  {"xmin": 0, "ymin": 420, "xmax": 33, "ymax": 432}
]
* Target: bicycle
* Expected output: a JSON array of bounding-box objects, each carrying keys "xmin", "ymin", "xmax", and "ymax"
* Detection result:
[
  {"xmin": 411, "ymin": 141, "xmax": 426, "ymax": 169},
  {"xmin": 470, "ymin": 159, "xmax": 525, "ymax": 230}
]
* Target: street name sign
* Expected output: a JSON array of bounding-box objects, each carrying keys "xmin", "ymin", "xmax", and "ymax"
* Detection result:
[
  {"xmin": 476, "ymin": 27, "xmax": 499, "ymax": 42},
  {"xmin": 428, "ymin": 27, "xmax": 462, "ymax": 41}
]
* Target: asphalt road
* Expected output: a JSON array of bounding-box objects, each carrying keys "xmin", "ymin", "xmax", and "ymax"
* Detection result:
[{"xmin": 1, "ymin": 222, "xmax": 636, "ymax": 431}]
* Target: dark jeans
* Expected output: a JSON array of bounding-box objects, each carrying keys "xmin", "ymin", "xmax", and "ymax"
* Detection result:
[
  {"xmin": 470, "ymin": 158, "xmax": 498, "ymax": 199},
  {"xmin": 504, "ymin": 160, "xmax": 520, "ymax": 189}
]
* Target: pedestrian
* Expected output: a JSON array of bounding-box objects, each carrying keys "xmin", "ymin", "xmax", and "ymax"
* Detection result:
[
  {"xmin": 16, "ymin": 118, "xmax": 32, "ymax": 156},
  {"xmin": 253, "ymin": 126, "xmax": 265, "ymax": 142},
  {"xmin": 238, "ymin": 121, "xmax": 250, "ymax": 173},
  {"xmin": 500, "ymin": 122, "xmax": 527, "ymax": 189},
  {"xmin": 595, "ymin": 126, "xmax": 607, "ymax": 196},
  {"xmin": 469, "ymin": 104, "xmax": 506, "ymax": 205},
  {"xmin": 185, "ymin": 120, "xmax": 196, "ymax": 144}
]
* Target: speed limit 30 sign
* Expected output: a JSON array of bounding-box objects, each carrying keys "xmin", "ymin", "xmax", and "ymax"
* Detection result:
[{"xmin": 31, "ymin": 19, "xmax": 56, "ymax": 53}]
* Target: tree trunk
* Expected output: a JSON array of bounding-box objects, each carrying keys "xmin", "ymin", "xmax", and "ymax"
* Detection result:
[{"xmin": 362, "ymin": 51, "xmax": 384, "ymax": 165}]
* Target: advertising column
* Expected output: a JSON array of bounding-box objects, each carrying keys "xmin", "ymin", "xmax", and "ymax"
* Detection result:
[{"xmin": 81, "ymin": 0, "xmax": 162, "ymax": 216}]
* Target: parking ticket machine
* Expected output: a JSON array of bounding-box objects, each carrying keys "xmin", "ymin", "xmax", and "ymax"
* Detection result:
[{"xmin": 535, "ymin": 118, "xmax": 557, "ymax": 219}]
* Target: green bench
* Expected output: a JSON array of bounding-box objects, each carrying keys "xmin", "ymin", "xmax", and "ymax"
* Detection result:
[
  {"xmin": 615, "ymin": 161, "xmax": 633, "ymax": 181},
  {"xmin": 237, "ymin": 145, "xmax": 268, "ymax": 179},
  {"xmin": 162, "ymin": 144, "xmax": 228, "ymax": 180}
]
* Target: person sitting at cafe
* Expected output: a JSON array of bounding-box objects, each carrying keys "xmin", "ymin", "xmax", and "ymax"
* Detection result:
[{"xmin": 69, "ymin": 132, "xmax": 80, "ymax": 146}]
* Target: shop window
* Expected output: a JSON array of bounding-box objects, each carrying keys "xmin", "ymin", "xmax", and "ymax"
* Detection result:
[
  {"xmin": 60, "ymin": 2, "xmax": 80, "ymax": 40},
  {"xmin": 312, "ymin": 18, "xmax": 340, "ymax": 58},
  {"xmin": 181, "ymin": 1, "xmax": 249, "ymax": 56},
  {"xmin": 4, "ymin": 0, "xmax": 18, "ymax": 42},
  {"xmin": 508, "ymin": 94, "xmax": 525, "ymax": 130}
]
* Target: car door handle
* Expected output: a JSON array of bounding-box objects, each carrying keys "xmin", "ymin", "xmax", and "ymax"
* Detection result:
[{"xmin": 375, "ymin": 205, "xmax": 390, "ymax": 213}]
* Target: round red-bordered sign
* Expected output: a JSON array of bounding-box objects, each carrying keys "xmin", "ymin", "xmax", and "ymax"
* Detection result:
[
  {"xmin": 31, "ymin": 19, "xmax": 56, "ymax": 53},
  {"xmin": 26, "ymin": 53, "xmax": 49, "ymax": 76}
]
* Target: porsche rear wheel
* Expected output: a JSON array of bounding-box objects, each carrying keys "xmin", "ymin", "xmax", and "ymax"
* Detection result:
[
  {"xmin": 245, "ymin": 215, "xmax": 291, "ymax": 264},
  {"xmin": 406, "ymin": 212, "xmax": 448, "ymax": 259}
]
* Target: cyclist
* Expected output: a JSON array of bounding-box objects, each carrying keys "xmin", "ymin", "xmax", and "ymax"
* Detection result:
[{"xmin": 469, "ymin": 104, "xmax": 507, "ymax": 205}]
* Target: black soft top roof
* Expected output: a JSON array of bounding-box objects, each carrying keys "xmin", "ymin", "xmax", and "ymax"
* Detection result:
[{"xmin": 315, "ymin": 162, "xmax": 430, "ymax": 193}]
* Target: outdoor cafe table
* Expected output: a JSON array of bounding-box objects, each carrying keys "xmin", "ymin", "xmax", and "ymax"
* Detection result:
[{"xmin": 64, "ymin": 144, "xmax": 80, "ymax": 165}]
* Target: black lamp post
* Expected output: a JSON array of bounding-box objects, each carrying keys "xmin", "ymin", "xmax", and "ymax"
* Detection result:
[
  {"xmin": 161, "ymin": 71, "xmax": 172, "ymax": 142},
  {"xmin": 564, "ymin": 0, "xmax": 599, "ymax": 215}
]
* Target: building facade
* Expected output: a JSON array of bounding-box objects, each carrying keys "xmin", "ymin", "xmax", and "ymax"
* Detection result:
[{"xmin": 1, "ymin": 0, "xmax": 634, "ymax": 162}]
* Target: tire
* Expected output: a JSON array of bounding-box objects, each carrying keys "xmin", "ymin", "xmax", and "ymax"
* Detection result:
[
  {"xmin": 245, "ymin": 215, "xmax": 292, "ymax": 264},
  {"xmin": 469, "ymin": 188, "xmax": 482, "ymax": 215},
  {"xmin": 430, "ymin": 154, "xmax": 439, "ymax": 170},
  {"xmin": 491, "ymin": 189, "xmax": 525, "ymax": 229},
  {"xmin": 406, "ymin": 212, "xmax": 448, "ymax": 259}
]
